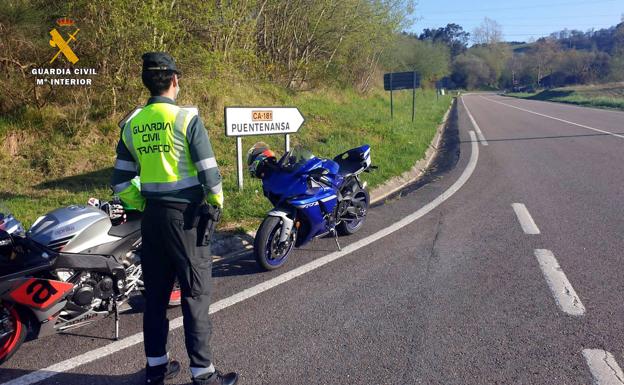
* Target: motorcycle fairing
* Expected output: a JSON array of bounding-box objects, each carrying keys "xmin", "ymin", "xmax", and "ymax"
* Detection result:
[
  {"xmin": 289, "ymin": 191, "xmax": 339, "ymax": 245},
  {"xmin": 263, "ymin": 157, "xmax": 340, "ymax": 201},
  {"xmin": 8, "ymin": 278, "xmax": 73, "ymax": 310},
  {"xmin": 54, "ymin": 252, "xmax": 126, "ymax": 281}
]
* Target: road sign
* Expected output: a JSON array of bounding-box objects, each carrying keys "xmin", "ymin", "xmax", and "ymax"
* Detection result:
[
  {"xmin": 383, "ymin": 71, "xmax": 421, "ymax": 91},
  {"xmin": 224, "ymin": 106, "xmax": 305, "ymax": 190},
  {"xmin": 224, "ymin": 107, "xmax": 304, "ymax": 137},
  {"xmin": 383, "ymin": 71, "xmax": 421, "ymax": 121}
]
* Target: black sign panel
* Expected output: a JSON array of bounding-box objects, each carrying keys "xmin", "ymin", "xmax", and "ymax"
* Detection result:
[{"xmin": 383, "ymin": 71, "xmax": 421, "ymax": 91}]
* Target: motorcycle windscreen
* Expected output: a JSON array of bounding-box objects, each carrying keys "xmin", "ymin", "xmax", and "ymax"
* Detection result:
[{"xmin": 0, "ymin": 202, "xmax": 24, "ymax": 236}]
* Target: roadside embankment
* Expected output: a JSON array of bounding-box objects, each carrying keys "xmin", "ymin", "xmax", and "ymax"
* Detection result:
[
  {"xmin": 0, "ymin": 84, "xmax": 453, "ymax": 232},
  {"xmin": 505, "ymin": 82, "xmax": 624, "ymax": 110}
]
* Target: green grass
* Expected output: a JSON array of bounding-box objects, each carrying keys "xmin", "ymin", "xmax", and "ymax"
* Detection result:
[
  {"xmin": 506, "ymin": 82, "xmax": 624, "ymax": 110},
  {"xmin": 0, "ymin": 84, "xmax": 452, "ymax": 231}
]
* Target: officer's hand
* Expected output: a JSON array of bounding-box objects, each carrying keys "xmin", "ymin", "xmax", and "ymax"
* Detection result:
[
  {"xmin": 101, "ymin": 201, "xmax": 126, "ymax": 226},
  {"xmin": 87, "ymin": 197, "xmax": 101, "ymax": 208},
  {"xmin": 206, "ymin": 192, "xmax": 224, "ymax": 209}
]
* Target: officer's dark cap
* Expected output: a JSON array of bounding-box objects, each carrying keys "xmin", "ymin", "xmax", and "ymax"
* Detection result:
[{"xmin": 142, "ymin": 52, "xmax": 181, "ymax": 75}]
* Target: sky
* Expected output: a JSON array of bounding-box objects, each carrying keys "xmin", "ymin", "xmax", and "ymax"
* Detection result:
[{"xmin": 410, "ymin": 0, "xmax": 623, "ymax": 42}]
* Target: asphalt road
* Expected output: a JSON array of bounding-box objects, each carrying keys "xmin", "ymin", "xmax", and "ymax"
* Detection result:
[{"xmin": 2, "ymin": 94, "xmax": 624, "ymax": 384}]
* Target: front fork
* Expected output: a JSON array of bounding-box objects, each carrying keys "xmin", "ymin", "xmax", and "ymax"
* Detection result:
[{"xmin": 267, "ymin": 209, "xmax": 295, "ymax": 243}]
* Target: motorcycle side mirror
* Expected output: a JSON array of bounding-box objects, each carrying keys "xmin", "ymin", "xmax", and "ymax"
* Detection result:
[
  {"xmin": 0, "ymin": 229, "xmax": 12, "ymax": 245},
  {"xmin": 0, "ymin": 229, "xmax": 15, "ymax": 261}
]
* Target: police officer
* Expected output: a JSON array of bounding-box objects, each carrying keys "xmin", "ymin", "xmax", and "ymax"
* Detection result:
[{"xmin": 111, "ymin": 52, "xmax": 238, "ymax": 385}]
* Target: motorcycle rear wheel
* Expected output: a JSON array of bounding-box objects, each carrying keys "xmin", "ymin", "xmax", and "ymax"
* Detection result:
[
  {"xmin": 0, "ymin": 304, "xmax": 26, "ymax": 365},
  {"xmin": 337, "ymin": 188, "xmax": 370, "ymax": 235},
  {"xmin": 254, "ymin": 216, "xmax": 296, "ymax": 271}
]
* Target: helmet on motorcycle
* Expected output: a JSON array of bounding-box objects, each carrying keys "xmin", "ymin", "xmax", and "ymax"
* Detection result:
[{"xmin": 247, "ymin": 142, "xmax": 276, "ymax": 178}]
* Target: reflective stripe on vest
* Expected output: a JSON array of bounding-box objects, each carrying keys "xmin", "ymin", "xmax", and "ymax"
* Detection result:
[{"xmin": 122, "ymin": 104, "xmax": 199, "ymax": 193}]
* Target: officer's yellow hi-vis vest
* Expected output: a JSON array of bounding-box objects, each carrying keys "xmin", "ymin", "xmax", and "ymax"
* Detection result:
[{"xmin": 116, "ymin": 103, "xmax": 200, "ymax": 210}]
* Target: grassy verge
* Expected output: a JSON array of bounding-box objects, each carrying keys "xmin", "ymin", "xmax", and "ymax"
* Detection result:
[
  {"xmin": 506, "ymin": 82, "xmax": 624, "ymax": 110},
  {"xmin": 0, "ymin": 84, "xmax": 452, "ymax": 231}
]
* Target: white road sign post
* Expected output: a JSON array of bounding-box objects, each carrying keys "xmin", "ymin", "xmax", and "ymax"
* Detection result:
[{"xmin": 224, "ymin": 107, "xmax": 305, "ymax": 190}]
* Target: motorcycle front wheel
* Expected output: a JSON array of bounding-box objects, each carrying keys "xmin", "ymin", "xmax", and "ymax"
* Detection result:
[
  {"xmin": 0, "ymin": 304, "xmax": 27, "ymax": 365},
  {"xmin": 254, "ymin": 216, "xmax": 296, "ymax": 271}
]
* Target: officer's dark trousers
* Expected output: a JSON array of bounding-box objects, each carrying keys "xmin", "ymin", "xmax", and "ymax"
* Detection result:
[{"xmin": 141, "ymin": 202, "xmax": 212, "ymax": 368}]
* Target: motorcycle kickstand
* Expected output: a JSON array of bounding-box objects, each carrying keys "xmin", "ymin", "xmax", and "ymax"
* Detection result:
[
  {"xmin": 331, "ymin": 228, "xmax": 342, "ymax": 251},
  {"xmin": 113, "ymin": 298, "xmax": 120, "ymax": 341}
]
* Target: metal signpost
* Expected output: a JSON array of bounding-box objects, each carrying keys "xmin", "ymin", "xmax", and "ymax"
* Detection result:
[
  {"xmin": 383, "ymin": 71, "xmax": 421, "ymax": 122},
  {"xmin": 436, "ymin": 76, "xmax": 451, "ymax": 99},
  {"xmin": 435, "ymin": 80, "xmax": 440, "ymax": 100},
  {"xmin": 224, "ymin": 107, "xmax": 305, "ymax": 190}
]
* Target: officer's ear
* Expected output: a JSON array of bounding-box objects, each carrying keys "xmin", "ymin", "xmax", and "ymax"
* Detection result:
[{"xmin": 171, "ymin": 74, "xmax": 178, "ymax": 89}]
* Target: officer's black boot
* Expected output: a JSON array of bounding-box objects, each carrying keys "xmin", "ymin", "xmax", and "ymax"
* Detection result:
[
  {"xmin": 145, "ymin": 360, "xmax": 181, "ymax": 385},
  {"xmin": 192, "ymin": 370, "xmax": 239, "ymax": 385}
]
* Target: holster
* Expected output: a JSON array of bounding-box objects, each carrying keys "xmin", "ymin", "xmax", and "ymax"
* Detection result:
[{"xmin": 196, "ymin": 204, "xmax": 221, "ymax": 247}]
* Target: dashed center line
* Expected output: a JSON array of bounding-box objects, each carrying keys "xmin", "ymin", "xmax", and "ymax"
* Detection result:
[
  {"xmin": 534, "ymin": 249, "xmax": 585, "ymax": 316},
  {"xmin": 511, "ymin": 203, "xmax": 540, "ymax": 235},
  {"xmin": 582, "ymin": 349, "xmax": 624, "ymax": 385}
]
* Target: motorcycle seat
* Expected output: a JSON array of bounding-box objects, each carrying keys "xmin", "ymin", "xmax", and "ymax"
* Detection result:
[
  {"xmin": 333, "ymin": 155, "xmax": 365, "ymax": 177},
  {"xmin": 335, "ymin": 159, "xmax": 364, "ymax": 176},
  {"xmin": 108, "ymin": 217, "xmax": 141, "ymax": 237}
]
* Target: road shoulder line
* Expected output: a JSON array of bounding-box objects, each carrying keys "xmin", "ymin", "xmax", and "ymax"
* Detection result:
[
  {"xmin": 480, "ymin": 96, "xmax": 624, "ymax": 140},
  {"xmin": 461, "ymin": 96, "xmax": 489, "ymax": 146}
]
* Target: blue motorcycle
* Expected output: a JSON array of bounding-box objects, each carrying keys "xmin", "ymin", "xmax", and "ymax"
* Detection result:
[{"xmin": 247, "ymin": 143, "xmax": 373, "ymax": 270}]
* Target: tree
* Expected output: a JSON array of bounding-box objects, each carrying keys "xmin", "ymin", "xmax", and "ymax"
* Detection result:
[
  {"xmin": 531, "ymin": 38, "xmax": 560, "ymax": 86},
  {"xmin": 419, "ymin": 23, "xmax": 469, "ymax": 57},
  {"xmin": 452, "ymin": 54, "xmax": 490, "ymax": 89},
  {"xmin": 472, "ymin": 17, "xmax": 503, "ymax": 45},
  {"xmin": 387, "ymin": 35, "xmax": 450, "ymax": 83},
  {"xmin": 610, "ymin": 22, "xmax": 624, "ymax": 81}
]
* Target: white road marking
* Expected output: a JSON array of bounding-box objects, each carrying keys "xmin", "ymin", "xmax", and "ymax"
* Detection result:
[
  {"xmin": 461, "ymin": 97, "xmax": 489, "ymax": 145},
  {"xmin": 0, "ymin": 132, "xmax": 480, "ymax": 385},
  {"xmin": 480, "ymin": 96, "xmax": 624, "ymax": 140},
  {"xmin": 511, "ymin": 203, "xmax": 541, "ymax": 235},
  {"xmin": 534, "ymin": 249, "xmax": 585, "ymax": 316},
  {"xmin": 582, "ymin": 349, "xmax": 624, "ymax": 385},
  {"xmin": 497, "ymin": 92, "xmax": 624, "ymax": 116}
]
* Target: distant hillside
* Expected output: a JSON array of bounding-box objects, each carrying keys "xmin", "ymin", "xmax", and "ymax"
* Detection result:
[{"xmin": 511, "ymin": 22, "xmax": 624, "ymax": 54}]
